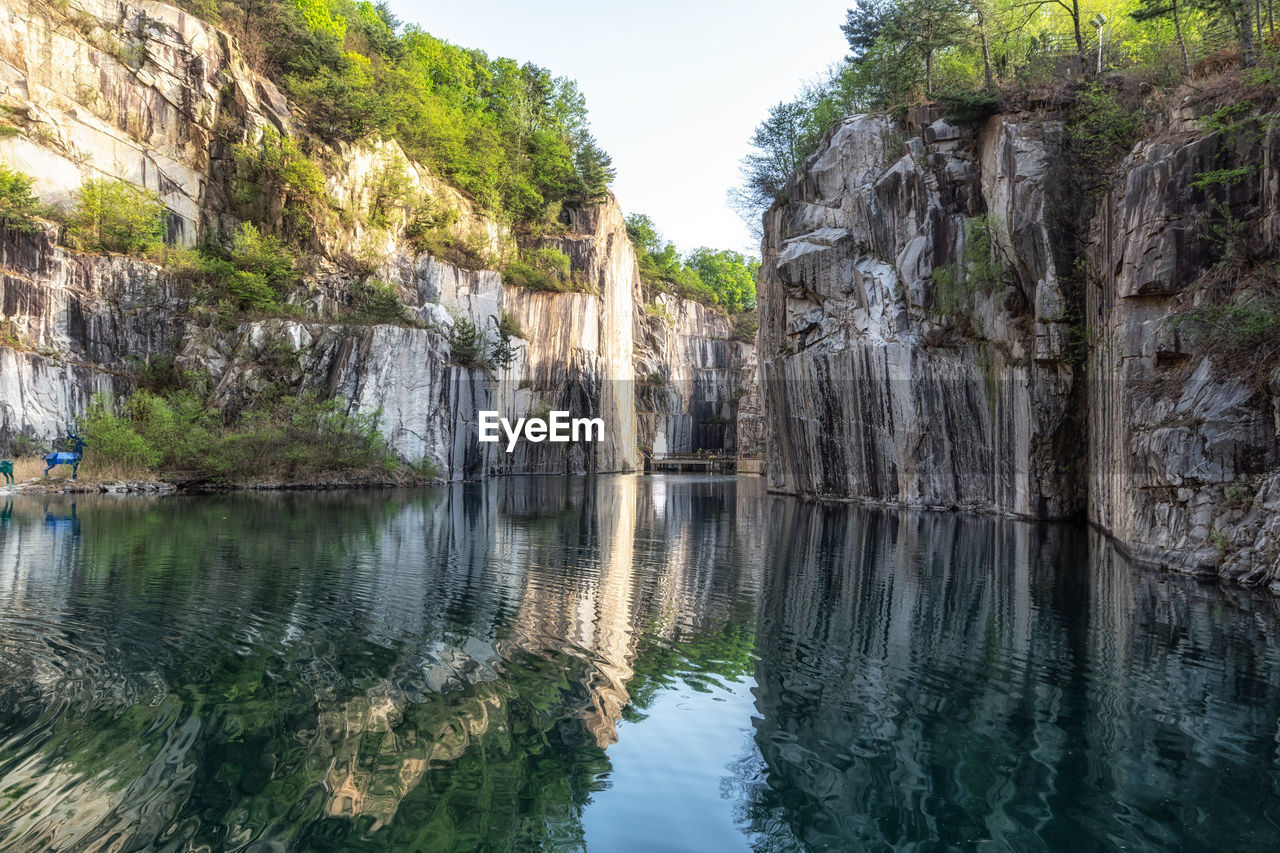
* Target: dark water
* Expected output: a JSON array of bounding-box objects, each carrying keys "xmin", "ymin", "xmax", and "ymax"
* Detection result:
[{"xmin": 1, "ymin": 477, "xmax": 1279, "ymax": 852}]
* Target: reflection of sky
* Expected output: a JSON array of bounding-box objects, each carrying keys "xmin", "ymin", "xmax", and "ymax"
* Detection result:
[{"xmin": 583, "ymin": 676, "xmax": 760, "ymax": 851}]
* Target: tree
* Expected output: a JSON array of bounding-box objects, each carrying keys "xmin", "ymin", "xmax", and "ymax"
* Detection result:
[
  {"xmin": 67, "ymin": 179, "xmax": 168, "ymax": 254},
  {"xmin": 882, "ymin": 0, "xmax": 973, "ymax": 94},
  {"xmin": 686, "ymin": 248, "xmax": 759, "ymax": 312},
  {"xmin": 736, "ymin": 100, "xmax": 810, "ymax": 214},
  {"xmin": 0, "ymin": 164, "xmax": 41, "ymax": 232},
  {"xmin": 573, "ymin": 134, "xmax": 616, "ymax": 202},
  {"xmin": 1131, "ymin": 0, "xmax": 1192, "ymax": 75},
  {"xmin": 1015, "ymin": 0, "xmax": 1085, "ymax": 56},
  {"xmin": 625, "ymin": 213, "xmax": 661, "ymax": 254},
  {"xmin": 842, "ymin": 0, "xmax": 895, "ymax": 58}
]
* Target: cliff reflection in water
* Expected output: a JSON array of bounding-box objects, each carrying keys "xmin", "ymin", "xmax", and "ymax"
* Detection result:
[
  {"xmin": 1, "ymin": 479, "xmax": 1279, "ymax": 851},
  {"xmin": 743, "ymin": 500, "xmax": 1280, "ymax": 851}
]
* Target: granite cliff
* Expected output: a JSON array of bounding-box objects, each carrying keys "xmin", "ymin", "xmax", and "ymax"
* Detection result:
[
  {"xmin": 0, "ymin": 0, "xmax": 755, "ymax": 480},
  {"xmin": 758, "ymin": 98, "xmax": 1280, "ymax": 589}
]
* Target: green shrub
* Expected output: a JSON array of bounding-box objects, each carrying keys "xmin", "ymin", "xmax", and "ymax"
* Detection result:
[
  {"xmin": 1177, "ymin": 296, "xmax": 1280, "ymax": 366},
  {"xmin": 731, "ymin": 312, "xmax": 758, "ymax": 343},
  {"xmin": 447, "ymin": 315, "xmax": 515, "ymax": 370},
  {"xmin": 930, "ymin": 215, "xmax": 1011, "ymax": 320},
  {"xmin": 233, "ymin": 129, "xmax": 330, "ymax": 239},
  {"xmin": 366, "ymin": 156, "xmax": 412, "ymax": 228},
  {"xmin": 936, "ymin": 88, "xmax": 1002, "ymax": 125},
  {"xmin": 503, "ymin": 246, "xmax": 589, "ymax": 293},
  {"xmin": 0, "ymin": 163, "xmax": 41, "ymax": 232},
  {"xmin": 644, "ymin": 301, "xmax": 674, "ymax": 323},
  {"xmin": 66, "ymin": 179, "xmax": 167, "ymax": 254},
  {"xmin": 1066, "ymin": 84, "xmax": 1142, "ymax": 191},
  {"xmin": 185, "ymin": 223, "xmax": 299, "ymax": 314},
  {"xmin": 82, "ymin": 393, "xmax": 161, "ymax": 471},
  {"xmin": 351, "ymin": 278, "xmax": 412, "ymax": 325},
  {"xmin": 81, "ymin": 387, "xmax": 400, "ymax": 483},
  {"xmin": 498, "ymin": 310, "xmax": 525, "ymax": 339}
]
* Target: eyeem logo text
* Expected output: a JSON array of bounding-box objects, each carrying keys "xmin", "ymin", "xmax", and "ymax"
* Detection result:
[{"xmin": 478, "ymin": 411, "xmax": 604, "ymax": 452}]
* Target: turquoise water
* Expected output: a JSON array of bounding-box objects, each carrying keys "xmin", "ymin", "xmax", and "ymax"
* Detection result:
[{"xmin": 1, "ymin": 476, "xmax": 1279, "ymax": 851}]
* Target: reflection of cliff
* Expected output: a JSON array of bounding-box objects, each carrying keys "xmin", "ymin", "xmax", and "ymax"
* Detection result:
[
  {"xmin": 746, "ymin": 502, "xmax": 1280, "ymax": 851},
  {"xmin": 0, "ymin": 478, "xmax": 770, "ymax": 850}
]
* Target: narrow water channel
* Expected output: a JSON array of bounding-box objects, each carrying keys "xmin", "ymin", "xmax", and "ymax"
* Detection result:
[{"xmin": 0, "ymin": 476, "xmax": 1278, "ymax": 851}]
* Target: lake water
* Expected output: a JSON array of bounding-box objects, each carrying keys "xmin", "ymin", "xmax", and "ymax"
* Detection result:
[{"xmin": 1, "ymin": 475, "xmax": 1279, "ymax": 851}]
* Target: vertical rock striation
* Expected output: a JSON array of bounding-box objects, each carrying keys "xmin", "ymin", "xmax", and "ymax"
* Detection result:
[
  {"xmin": 758, "ymin": 100, "xmax": 1280, "ymax": 588},
  {"xmin": 633, "ymin": 294, "xmax": 753, "ymax": 457},
  {"xmin": 758, "ymin": 113, "xmax": 1082, "ymax": 517},
  {"xmin": 1087, "ymin": 114, "xmax": 1280, "ymax": 587}
]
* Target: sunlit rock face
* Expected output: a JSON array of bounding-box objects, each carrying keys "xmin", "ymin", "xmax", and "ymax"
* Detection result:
[
  {"xmin": 0, "ymin": 0, "xmax": 655, "ymax": 479},
  {"xmin": 758, "ymin": 103, "xmax": 1280, "ymax": 587},
  {"xmin": 1087, "ymin": 116, "xmax": 1280, "ymax": 588},
  {"xmin": 483, "ymin": 201, "xmax": 642, "ymax": 476},
  {"xmin": 758, "ymin": 113, "xmax": 1082, "ymax": 518}
]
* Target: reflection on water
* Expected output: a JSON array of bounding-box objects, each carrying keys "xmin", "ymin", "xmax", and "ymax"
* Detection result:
[{"xmin": 0, "ymin": 478, "xmax": 1279, "ymax": 851}]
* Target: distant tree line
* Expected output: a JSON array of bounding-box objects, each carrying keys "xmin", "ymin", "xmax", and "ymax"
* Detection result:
[{"xmin": 626, "ymin": 214, "xmax": 758, "ymax": 313}]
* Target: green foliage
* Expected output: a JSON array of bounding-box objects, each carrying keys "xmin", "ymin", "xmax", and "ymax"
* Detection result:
[
  {"xmin": 644, "ymin": 301, "xmax": 675, "ymax": 324},
  {"xmin": 1189, "ymin": 166, "xmax": 1256, "ymax": 189},
  {"xmin": 629, "ymin": 214, "xmax": 759, "ymax": 312},
  {"xmin": 685, "ymin": 248, "xmax": 759, "ymax": 313},
  {"xmin": 81, "ymin": 387, "xmax": 402, "ymax": 483},
  {"xmin": 731, "ymin": 312, "xmax": 759, "ymax": 343},
  {"xmin": 191, "ymin": 223, "xmax": 300, "ymax": 314},
  {"xmin": 83, "ymin": 393, "xmax": 161, "ymax": 471},
  {"xmin": 735, "ymin": 0, "xmax": 1262, "ymax": 223},
  {"xmin": 66, "ymin": 179, "xmax": 167, "ymax": 254},
  {"xmin": 502, "ymin": 246, "xmax": 591, "ymax": 293},
  {"xmin": 365, "ymin": 155, "xmax": 412, "ymax": 227},
  {"xmin": 625, "ymin": 213, "xmax": 661, "ymax": 254},
  {"xmin": 401, "ymin": 196, "xmax": 490, "ymax": 268},
  {"xmin": 1066, "ymin": 83, "xmax": 1142, "ymax": 186},
  {"xmin": 403, "ymin": 196, "xmax": 459, "ymax": 242},
  {"xmin": 930, "ymin": 214, "xmax": 1011, "ymax": 319},
  {"xmin": 0, "ymin": 163, "xmax": 41, "ymax": 232},
  {"xmin": 936, "ymin": 88, "xmax": 1003, "ymax": 123},
  {"xmin": 498, "ymin": 310, "xmax": 525, "ymax": 339},
  {"xmin": 447, "ymin": 315, "xmax": 515, "ymax": 370},
  {"xmin": 233, "ymin": 129, "xmax": 330, "ymax": 240},
  {"xmin": 1177, "ymin": 294, "xmax": 1280, "ymax": 369},
  {"xmin": 200, "ymin": 0, "xmax": 613, "ymax": 229},
  {"xmin": 350, "ymin": 278, "xmax": 412, "ymax": 325}
]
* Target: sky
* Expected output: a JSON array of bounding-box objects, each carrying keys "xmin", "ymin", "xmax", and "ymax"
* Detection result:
[{"xmin": 383, "ymin": 0, "xmax": 853, "ymax": 255}]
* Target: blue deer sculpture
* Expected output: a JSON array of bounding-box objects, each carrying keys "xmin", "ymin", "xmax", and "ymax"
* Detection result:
[{"xmin": 44, "ymin": 431, "xmax": 86, "ymax": 480}]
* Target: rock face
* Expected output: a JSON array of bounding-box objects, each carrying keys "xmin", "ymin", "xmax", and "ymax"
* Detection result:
[
  {"xmin": 758, "ymin": 113, "xmax": 1082, "ymax": 517},
  {"xmin": 0, "ymin": 0, "xmax": 756, "ymax": 480},
  {"xmin": 759, "ymin": 103, "xmax": 1280, "ymax": 588},
  {"xmin": 633, "ymin": 293, "xmax": 753, "ymax": 457},
  {"xmin": 1087, "ymin": 114, "xmax": 1280, "ymax": 589}
]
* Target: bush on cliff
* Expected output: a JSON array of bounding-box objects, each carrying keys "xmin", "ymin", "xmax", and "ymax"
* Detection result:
[
  {"xmin": 66, "ymin": 179, "xmax": 168, "ymax": 255},
  {"xmin": 178, "ymin": 223, "xmax": 301, "ymax": 315},
  {"xmin": 0, "ymin": 163, "xmax": 41, "ymax": 232},
  {"xmin": 447, "ymin": 315, "xmax": 516, "ymax": 371},
  {"xmin": 733, "ymin": 0, "xmax": 1272, "ymax": 224}
]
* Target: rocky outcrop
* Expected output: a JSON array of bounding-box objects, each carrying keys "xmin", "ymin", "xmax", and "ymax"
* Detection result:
[
  {"xmin": 0, "ymin": 222, "xmax": 179, "ymax": 444},
  {"xmin": 758, "ymin": 113, "xmax": 1082, "ymax": 517},
  {"xmin": 633, "ymin": 293, "xmax": 753, "ymax": 457},
  {"xmin": 758, "ymin": 99, "xmax": 1280, "ymax": 588},
  {"xmin": 0, "ymin": 0, "xmax": 654, "ymax": 481},
  {"xmin": 1087, "ymin": 112, "xmax": 1280, "ymax": 589}
]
